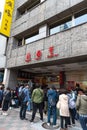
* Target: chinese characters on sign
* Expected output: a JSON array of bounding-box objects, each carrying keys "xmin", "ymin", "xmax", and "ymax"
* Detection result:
[
  {"xmin": 0, "ymin": 0, "xmax": 14, "ymax": 37},
  {"xmin": 25, "ymin": 52, "xmax": 31, "ymax": 62},
  {"xmin": 35, "ymin": 50, "xmax": 42, "ymax": 60},
  {"xmin": 25, "ymin": 46, "xmax": 59, "ymax": 62},
  {"xmin": 47, "ymin": 46, "xmax": 58, "ymax": 58}
]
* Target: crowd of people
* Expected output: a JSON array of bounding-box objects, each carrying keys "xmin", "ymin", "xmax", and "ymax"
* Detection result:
[{"xmin": 0, "ymin": 82, "xmax": 87, "ymax": 130}]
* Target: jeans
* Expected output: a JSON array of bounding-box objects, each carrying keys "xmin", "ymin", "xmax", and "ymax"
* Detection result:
[
  {"xmin": 20, "ymin": 102, "xmax": 27, "ymax": 119},
  {"xmin": 69, "ymin": 108, "xmax": 76, "ymax": 124},
  {"xmin": 47, "ymin": 106, "xmax": 57, "ymax": 125},
  {"xmin": 79, "ymin": 114, "xmax": 87, "ymax": 130},
  {"xmin": 15, "ymin": 99, "xmax": 19, "ymax": 107},
  {"xmin": 60, "ymin": 116, "xmax": 68, "ymax": 128}
]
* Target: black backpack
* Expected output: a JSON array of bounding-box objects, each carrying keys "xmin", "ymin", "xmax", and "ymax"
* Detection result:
[
  {"xmin": 4, "ymin": 91, "xmax": 11, "ymax": 101},
  {"xmin": 18, "ymin": 90, "xmax": 25, "ymax": 101}
]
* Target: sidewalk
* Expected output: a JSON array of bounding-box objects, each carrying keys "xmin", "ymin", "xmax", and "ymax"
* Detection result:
[{"xmin": 0, "ymin": 108, "xmax": 82, "ymax": 130}]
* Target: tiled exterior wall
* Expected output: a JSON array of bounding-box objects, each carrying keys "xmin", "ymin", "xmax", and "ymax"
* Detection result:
[
  {"xmin": 7, "ymin": 23, "xmax": 87, "ymax": 68},
  {"xmin": 11, "ymin": 0, "xmax": 84, "ymax": 36}
]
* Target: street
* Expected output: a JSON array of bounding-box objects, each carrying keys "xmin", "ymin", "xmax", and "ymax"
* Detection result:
[{"xmin": 0, "ymin": 108, "xmax": 82, "ymax": 130}]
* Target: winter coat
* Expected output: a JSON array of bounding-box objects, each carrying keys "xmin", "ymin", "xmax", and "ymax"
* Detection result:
[
  {"xmin": 76, "ymin": 94, "xmax": 87, "ymax": 115},
  {"xmin": 57, "ymin": 94, "xmax": 70, "ymax": 117},
  {"xmin": 3, "ymin": 90, "xmax": 11, "ymax": 102},
  {"xmin": 32, "ymin": 88, "xmax": 44, "ymax": 103}
]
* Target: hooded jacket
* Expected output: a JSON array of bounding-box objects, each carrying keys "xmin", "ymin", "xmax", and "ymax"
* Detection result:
[
  {"xmin": 47, "ymin": 89, "xmax": 58, "ymax": 106},
  {"xmin": 32, "ymin": 88, "xmax": 44, "ymax": 103},
  {"xmin": 76, "ymin": 94, "xmax": 87, "ymax": 115},
  {"xmin": 57, "ymin": 94, "xmax": 70, "ymax": 117}
]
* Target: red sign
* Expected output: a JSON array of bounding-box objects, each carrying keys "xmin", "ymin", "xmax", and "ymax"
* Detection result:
[
  {"xmin": 25, "ymin": 52, "xmax": 31, "ymax": 62},
  {"xmin": 25, "ymin": 46, "xmax": 58, "ymax": 62},
  {"xmin": 35, "ymin": 50, "xmax": 42, "ymax": 60},
  {"xmin": 47, "ymin": 46, "xmax": 58, "ymax": 58}
]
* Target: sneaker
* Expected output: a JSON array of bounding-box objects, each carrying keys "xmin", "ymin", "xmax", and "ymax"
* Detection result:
[
  {"xmin": 24, "ymin": 118, "xmax": 28, "ymax": 120},
  {"xmin": 72, "ymin": 124, "xmax": 75, "ymax": 126},
  {"xmin": 20, "ymin": 117, "xmax": 24, "ymax": 120},
  {"xmin": 9, "ymin": 107, "xmax": 12, "ymax": 110},
  {"xmin": 40, "ymin": 119, "xmax": 44, "ymax": 123},
  {"xmin": 67, "ymin": 125, "xmax": 72, "ymax": 127},
  {"xmin": 2, "ymin": 112, "xmax": 8, "ymax": 116},
  {"xmin": 30, "ymin": 120, "xmax": 34, "ymax": 124},
  {"xmin": 53, "ymin": 125, "xmax": 57, "ymax": 128},
  {"xmin": 47, "ymin": 123, "xmax": 50, "ymax": 126},
  {"xmin": 30, "ymin": 119, "xmax": 34, "ymax": 122}
]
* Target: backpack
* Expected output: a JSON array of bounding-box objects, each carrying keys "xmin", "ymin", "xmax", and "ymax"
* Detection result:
[
  {"xmin": 18, "ymin": 90, "xmax": 25, "ymax": 101},
  {"xmin": 68, "ymin": 98, "xmax": 76, "ymax": 109},
  {"xmin": 48, "ymin": 96, "xmax": 56, "ymax": 107},
  {"xmin": 4, "ymin": 91, "xmax": 11, "ymax": 101}
]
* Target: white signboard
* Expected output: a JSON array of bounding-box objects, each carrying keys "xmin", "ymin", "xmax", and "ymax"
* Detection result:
[{"xmin": 0, "ymin": 0, "xmax": 5, "ymax": 28}]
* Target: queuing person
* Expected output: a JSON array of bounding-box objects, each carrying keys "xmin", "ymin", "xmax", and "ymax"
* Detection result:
[
  {"xmin": 18, "ymin": 84, "xmax": 24, "ymax": 106},
  {"xmin": 19, "ymin": 84, "xmax": 30, "ymax": 120},
  {"xmin": 76, "ymin": 89, "xmax": 87, "ymax": 130},
  {"xmin": 67, "ymin": 90, "xmax": 76, "ymax": 126},
  {"xmin": 43, "ymin": 86, "xmax": 48, "ymax": 114},
  {"xmin": 30, "ymin": 84, "xmax": 44, "ymax": 122},
  {"xmin": 47, "ymin": 86, "xmax": 58, "ymax": 127},
  {"xmin": 57, "ymin": 90, "xmax": 70, "ymax": 130},
  {"xmin": 27, "ymin": 85, "xmax": 32, "ymax": 111},
  {"xmin": 11, "ymin": 89, "xmax": 19, "ymax": 108},
  {"xmin": 0, "ymin": 85, "xmax": 3, "ymax": 108},
  {"xmin": 75, "ymin": 83, "xmax": 81, "ymax": 95},
  {"xmin": 2, "ymin": 87, "xmax": 11, "ymax": 115}
]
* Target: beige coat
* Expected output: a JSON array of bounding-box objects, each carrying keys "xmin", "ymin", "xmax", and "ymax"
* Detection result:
[
  {"xmin": 76, "ymin": 94, "xmax": 87, "ymax": 115},
  {"xmin": 57, "ymin": 94, "xmax": 70, "ymax": 117}
]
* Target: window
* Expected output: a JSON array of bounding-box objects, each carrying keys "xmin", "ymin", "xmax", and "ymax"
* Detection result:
[
  {"xmin": 17, "ymin": 30, "xmax": 39, "ymax": 46},
  {"xmin": 17, "ymin": 0, "xmax": 40, "ymax": 18},
  {"xmin": 74, "ymin": 9, "xmax": 87, "ymax": 26},
  {"xmin": 49, "ymin": 8, "xmax": 87, "ymax": 36},
  {"xmin": 50, "ymin": 17, "xmax": 72, "ymax": 35},
  {"xmin": 18, "ymin": 39, "xmax": 22, "ymax": 46},
  {"xmin": 25, "ymin": 31, "xmax": 39, "ymax": 44}
]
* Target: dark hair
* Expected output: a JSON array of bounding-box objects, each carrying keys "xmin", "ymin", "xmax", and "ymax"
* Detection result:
[
  {"xmin": 76, "ymin": 83, "xmax": 80, "ymax": 88},
  {"xmin": 85, "ymin": 91, "xmax": 87, "ymax": 96},
  {"xmin": 51, "ymin": 85, "xmax": 56, "ymax": 90},
  {"xmin": 35, "ymin": 83, "xmax": 40, "ymax": 88},
  {"xmin": 6, "ymin": 87, "xmax": 10, "ymax": 90}
]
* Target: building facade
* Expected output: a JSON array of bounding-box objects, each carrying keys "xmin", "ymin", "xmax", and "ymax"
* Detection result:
[
  {"xmin": 0, "ymin": 35, "xmax": 7, "ymax": 83},
  {"xmin": 6, "ymin": 0, "xmax": 87, "ymax": 90},
  {"xmin": 0, "ymin": 0, "xmax": 14, "ymax": 85}
]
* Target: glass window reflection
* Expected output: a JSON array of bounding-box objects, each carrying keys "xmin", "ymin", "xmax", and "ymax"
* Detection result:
[
  {"xmin": 50, "ymin": 20, "xmax": 72, "ymax": 35},
  {"xmin": 75, "ymin": 14, "xmax": 87, "ymax": 26}
]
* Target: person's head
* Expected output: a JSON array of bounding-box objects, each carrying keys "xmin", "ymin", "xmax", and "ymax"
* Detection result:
[
  {"xmin": 24, "ymin": 83, "xmax": 29, "ymax": 88},
  {"xmin": 0, "ymin": 84, "xmax": 5, "ymax": 90},
  {"xmin": 51, "ymin": 85, "xmax": 56, "ymax": 90},
  {"xmin": 6, "ymin": 87, "xmax": 11, "ymax": 91},
  {"xmin": 78, "ymin": 89, "xmax": 84, "ymax": 95},
  {"xmin": 76, "ymin": 83, "xmax": 80, "ymax": 88},
  {"xmin": 35, "ymin": 83, "xmax": 40, "ymax": 88}
]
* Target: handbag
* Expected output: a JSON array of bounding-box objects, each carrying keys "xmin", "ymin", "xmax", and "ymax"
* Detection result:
[{"xmin": 11, "ymin": 99, "xmax": 15, "ymax": 105}]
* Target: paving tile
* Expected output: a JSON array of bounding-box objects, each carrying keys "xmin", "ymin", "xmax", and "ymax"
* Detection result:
[{"xmin": 0, "ymin": 109, "xmax": 82, "ymax": 130}]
